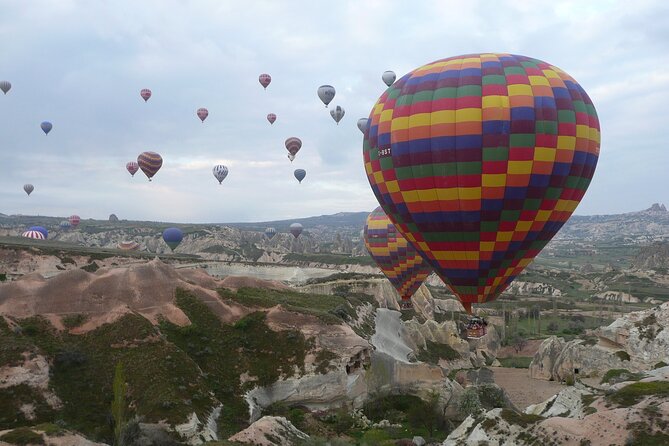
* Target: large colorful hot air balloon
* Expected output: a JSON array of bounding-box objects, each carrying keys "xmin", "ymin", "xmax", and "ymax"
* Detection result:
[
  {"xmin": 285, "ymin": 137, "xmax": 302, "ymax": 157},
  {"xmin": 68, "ymin": 215, "xmax": 81, "ymax": 228},
  {"xmin": 126, "ymin": 161, "xmax": 139, "ymax": 177},
  {"xmin": 140, "ymin": 89, "xmax": 152, "ymax": 102},
  {"xmin": 317, "ymin": 85, "xmax": 335, "ymax": 107},
  {"xmin": 330, "ymin": 105, "xmax": 345, "ymax": 125},
  {"xmin": 212, "ymin": 165, "xmax": 229, "ymax": 184},
  {"xmin": 265, "ymin": 227, "xmax": 276, "ymax": 239},
  {"xmin": 363, "ymin": 53, "xmax": 600, "ymax": 313},
  {"xmin": 40, "ymin": 121, "xmax": 52, "ymax": 135},
  {"xmin": 267, "ymin": 113, "xmax": 276, "ymax": 125},
  {"xmin": 59, "ymin": 220, "xmax": 71, "ymax": 230},
  {"xmin": 382, "ymin": 71, "xmax": 396, "ymax": 87},
  {"xmin": 357, "ymin": 118, "xmax": 369, "ymax": 134},
  {"xmin": 163, "ymin": 228, "xmax": 183, "ymax": 251},
  {"xmin": 259, "ymin": 74, "xmax": 272, "ymax": 89},
  {"xmin": 0, "ymin": 81, "xmax": 11, "ymax": 94},
  {"xmin": 197, "ymin": 108, "xmax": 209, "ymax": 122},
  {"xmin": 22, "ymin": 230, "xmax": 45, "ymax": 240},
  {"xmin": 364, "ymin": 207, "xmax": 432, "ymax": 308},
  {"xmin": 289, "ymin": 223, "xmax": 303, "ymax": 238},
  {"xmin": 137, "ymin": 152, "xmax": 163, "ymax": 181},
  {"xmin": 294, "ymin": 169, "xmax": 306, "ymax": 184},
  {"xmin": 28, "ymin": 226, "xmax": 49, "ymax": 239},
  {"xmin": 23, "ymin": 184, "xmax": 34, "ymax": 196}
]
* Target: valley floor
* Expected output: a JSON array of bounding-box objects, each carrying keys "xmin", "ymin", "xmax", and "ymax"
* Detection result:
[{"xmin": 492, "ymin": 367, "xmax": 565, "ymax": 409}]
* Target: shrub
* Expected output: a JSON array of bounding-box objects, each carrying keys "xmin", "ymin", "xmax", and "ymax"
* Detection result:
[
  {"xmin": 607, "ymin": 381, "xmax": 669, "ymax": 407},
  {"xmin": 614, "ymin": 351, "xmax": 631, "ymax": 362},
  {"xmin": 0, "ymin": 428, "xmax": 45, "ymax": 445},
  {"xmin": 600, "ymin": 369, "xmax": 642, "ymax": 385},
  {"xmin": 458, "ymin": 387, "xmax": 482, "ymax": 418}
]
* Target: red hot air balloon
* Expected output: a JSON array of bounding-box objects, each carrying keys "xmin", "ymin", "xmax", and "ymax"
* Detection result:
[
  {"xmin": 137, "ymin": 151, "xmax": 163, "ymax": 181},
  {"xmin": 126, "ymin": 162, "xmax": 139, "ymax": 177},
  {"xmin": 197, "ymin": 108, "xmax": 209, "ymax": 122},
  {"xmin": 140, "ymin": 89, "xmax": 152, "ymax": 102},
  {"xmin": 69, "ymin": 215, "xmax": 81, "ymax": 228},
  {"xmin": 285, "ymin": 137, "xmax": 302, "ymax": 157},
  {"xmin": 363, "ymin": 53, "xmax": 600, "ymax": 313},
  {"xmin": 259, "ymin": 74, "xmax": 271, "ymax": 90},
  {"xmin": 267, "ymin": 113, "xmax": 276, "ymax": 125}
]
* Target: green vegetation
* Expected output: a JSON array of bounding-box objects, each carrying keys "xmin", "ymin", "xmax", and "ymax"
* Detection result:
[
  {"xmin": 111, "ymin": 361, "xmax": 127, "ymax": 445},
  {"xmin": 304, "ymin": 272, "xmax": 381, "ymax": 285},
  {"xmin": 80, "ymin": 262, "xmax": 99, "ymax": 273},
  {"xmin": 606, "ymin": 381, "xmax": 669, "ymax": 407},
  {"xmin": 497, "ymin": 357, "xmax": 533, "ymax": 368},
  {"xmin": 61, "ymin": 313, "xmax": 88, "ymax": 329},
  {"xmin": 201, "ymin": 245, "xmax": 240, "ymax": 256},
  {"xmin": 0, "ymin": 427, "xmax": 45, "ymax": 445},
  {"xmin": 314, "ymin": 349, "xmax": 338, "ymax": 375},
  {"xmin": 362, "ymin": 392, "xmax": 449, "ymax": 439},
  {"xmin": 600, "ymin": 369, "xmax": 643, "ymax": 384},
  {"xmin": 499, "ymin": 409, "xmax": 543, "ymax": 427},
  {"xmin": 636, "ymin": 314, "xmax": 663, "ymax": 341},
  {"xmin": 615, "ymin": 350, "xmax": 631, "ymax": 361},
  {"xmin": 284, "ymin": 252, "xmax": 375, "ymax": 266},
  {"xmin": 417, "ymin": 341, "xmax": 460, "ymax": 365},
  {"xmin": 654, "ymin": 361, "xmax": 668, "ymax": 369}
]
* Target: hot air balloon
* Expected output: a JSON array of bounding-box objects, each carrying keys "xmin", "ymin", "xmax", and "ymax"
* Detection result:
[
  {"xmin": 212, "ymin": 165, "xmax": 229, "ymax": 184},
  {"xmin": 267, "ymin": 113, "xmax": 276, "ymax": 125},
  {"xmin": 317, "ymin": 85, "xmax": 335, "ymax": 107},
  {"xmin": 357, "ymin": 118, "xmax": 369, "ymax": 134},
  {"xmin": 259, "ymin": 74, "xmax": 272, "ymax": 89},
  {"xmin": 288, "ymin": 154, "xmax": 295, "ymax": 162},
  {"xmin": 265, "ymin": 227, "xmax": 276, "ymax": 239},
  {"xmin": 126, "ymin": 161, "xmax": 139, "ymax": 177},
  {"xmin": 109, "ymin": 214, "xmax": 119, "ymax": 222},
  {"xmin": 59, "ymin": 220, "xmax": 71, "ymax": 230},
  {"xmin": 40, "ymin": 121, "xmax": 52, "ymax": 135},
  {"xmin": 28, "ymin": 226, "xmax": 49, "ymax": 239},
  {"xmin": 23, "ymin": 184, "xmax": 34, "ymax": 196},
  {"xmin": 330, "ymin": 105, "xmax": 345, "ymax": 125},
  {"xmin": 137, "ymin": 151, "xmax": 163, "ymax": 181},
  {"xmin": 363, "ymin": 53, "xmax": 600, "ymax": 314},
  {"xmin": 285, "ymin": 137, "xmax": 302, "ymax": 157},
  {"xmin": 68, "ymin": 215, "xmax": 81, "ymax": 228},
  {"xmin": 140, "ymin": 89, "xmax": 152, "ymax": 102},
  {"xmin": 22, "ymin": 230, "xmax": 45, "ymax": 240},
  {"xmin": 364, "ymin": 207, "xmax": 432, "ymax": 309},
  {"xmin": 117, "ymin": 241, "xmax": 140, "ymax": 251},
  {"xmin": 289, "ymin": 223, "xmax": 303, "ymax": 238},
  {"xmin": 197, "ymin": 108, "xmax": 209, "ymax": 122},
  {"xmin": 382, "ymin": 71, "xmax": 396, "ymax": 87},
  {"xmin": 294, "ymin": 169, "xmax": 306, "ymax": 184},
  {"xmin": 163, "ymin": 227, "xmax": 183, "ymax": 252},
  {"xmin": 0, "ymin": 81, "xmax": 11, "ymax": 94}
]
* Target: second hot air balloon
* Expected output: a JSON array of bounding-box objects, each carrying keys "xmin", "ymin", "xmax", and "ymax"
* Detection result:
[
  {"xmin": 126, "ymin": 162, "xmax": 139, "ymax": 177},
  {"xmin": 41, "ymin": 122, "xmax": 52, "ymax": 135},
  {"xmin": 197, "ymin": 108, "xmax": 209, "ymax": 122},
  {"xmin": 23, "ymin": 184, "xmax": 34, "ymax": 196},
  {"xmin": 213, "ymin": 165, "xmax": 229, "ymax": 184},
  {"xmin": 294, "ymin": 169, "xmax": 306, "ymax": 184},
  {"xmin": 163, "ymin": 228, "xmax": 183, "ymax": 252},
  {"xmin": 137, "ymin": 152, "xmax": 163, "ymax": 181},
  {"xmin": 289, "ymin": 223, "xmax": 303, "ymax": 238},
  {"xmin": 330, "ymin": 105, "xmax": 345, "ymax": 125}
]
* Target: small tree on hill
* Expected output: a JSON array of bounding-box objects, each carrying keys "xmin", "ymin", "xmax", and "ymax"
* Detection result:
[{"xmin": 112, "ymin": 361, "xmax": 127, "ymax": 446}]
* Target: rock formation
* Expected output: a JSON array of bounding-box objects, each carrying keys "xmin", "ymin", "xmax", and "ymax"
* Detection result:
[{"xmin": 228, "ymin": 416, "xmax": 309, "ymax": 446}]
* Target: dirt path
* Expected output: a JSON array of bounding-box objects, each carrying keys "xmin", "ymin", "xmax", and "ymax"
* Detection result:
[{"xmin": 492, "ymin": 367, "xmax": 565, "ymax": 409}]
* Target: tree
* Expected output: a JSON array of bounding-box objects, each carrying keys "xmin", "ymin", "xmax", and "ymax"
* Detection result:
[
  {"xmin": 112, "ymin": 361, "xmax": 127, "ymax": 446},
  {"xmin": 513, "ymin": 335, "xmax": 528, "ymax": 354},
  {"xmin": 408, "ymin": 391, "xmax": 444, "ymax": 438}
]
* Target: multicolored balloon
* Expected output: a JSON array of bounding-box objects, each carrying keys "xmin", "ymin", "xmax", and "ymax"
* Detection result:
[
  {"xmin": 357, "ymin": 118, "xmax": 369, "ymax": 134},
  {"xmin": 28, "ymin": 226, "xmax": 48, "ymax": 239},
  {"xmin": 317, "ymin": 85, "xmax": 335, "ymax": 107},
  {"xmin": 40, "ymin": 121, "xmax": 52, "ymax": 135},
  {"xmin": 212, "ymin": 165, "xmax": 229, "ymax": 184},
  {"xmin": 0, "ymin": 81, "xmax": 11, "ymax": 95},
  {"xmin": 265, "ymin": 227, "xmax": 276, "ymax": 239},
  {"xmin": 330, "ymin": 105, "xmax": 345, "ymax": 125},
  {"xmin": 364, "ymin": 207, "xmax": 432, "ymax": 308},
  {"xmin": 289, "ymin": 223, "xmax": 303, "ymax": 238},
  {"xmin": 68, "ymin": 215, "xmax": 81, "ymax": 228},
  {"xmin": 137, "ymin": 151, "xmax": 163, "ymax": 181},
  {"xmin": 59, "ymin": 220, "xmax": 71, "ymax": 230},
  {"xmin": 267, "ymin": 113, "xmax": 276, "ymax": 125},
  {"xmin": 140, "ymin": 89, "xmax": 152, "ymax": 102},
  {"xmin": 363, "ymin": 53, "xmax": 601, "ymax": 313},
  {"xmin": 285, "ymin": 137, "xmax": 302, "ymax": 157},
  {"xmin": 382, "ymin": 71, "xmax": 396, "ymax": 87},
  {"xmin": 294, "ymin": 169, "xmax": 306, "ymax": 184},
  {"xmin": 126, "ymin": 161, "xmax": 139, "ymax": 177},
  {"xmin": 197, "ymin": 108, "xmax": 209, "ymax": 122},
  {"xmin": 259, "ymin": 74, "xmax": 272, "ymax": 89},
  {"xmin": 163, "ymin": 227, "xmax": 183, "ymax": 251},
  {"xmin": 23, "ymin": 184, "xmax": 34, "ymax": 196},
  {"xmin": 117, "ymin": 241, "xmax": 140, "ymax": 251},
  {"xmin": 22, "ymin": 230, "xmax": 45, "ymax": 240}
]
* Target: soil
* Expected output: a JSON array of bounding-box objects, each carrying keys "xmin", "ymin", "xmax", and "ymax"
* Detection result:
[{"xmin": 492, "ymin": 367, "xmax": 565, "ymax": 409}]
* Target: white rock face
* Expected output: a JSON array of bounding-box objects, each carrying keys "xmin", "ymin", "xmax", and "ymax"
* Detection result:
[
  {"xmin": 505, "ymin": 281, "xmax": 562, "ymax": 296},
  {"xmin": 524, "ymin": 382, "xmax": 593, "ymax": 419},
  {"xmin": 0, "ymin": 354, "xmax": 62, "ymax": 409},
  {"xmin": 592, "ymin": 290, "xmax": 639, "ymax": 303},
  {"xmin": 371, "ymin": 308, "xmax": 418, "ymax": 363},
  {"xmin": 174, "ymin": 406, "xmax": 220, "ymax": 445},
  {"xmin": 228, "ymin": 416, "xmax": 309, "ymax": 446}
]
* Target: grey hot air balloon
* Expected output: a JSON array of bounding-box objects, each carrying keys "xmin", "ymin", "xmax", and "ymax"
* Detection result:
[
  {"xmin": 317, "ymin": 85, "xmax": 335, "ymax": 107},
  {"xmin": 41, "ymin": 121, "xmax": 52, "ymax": 135},
  {"xmin": 0, "ymin": 81, "xmax": 11, "ymax": 95},
  {"xmin": 330, "ymin": 105, "xmax": 345, "ymax": 125},
  {"xmin": 357, "ymin": 118, "xmax": 369, "ymax": 134},
  {"xmin": 265, "ymin": 227, "xmax": 277, "ymax": 239},
  {"xmin": 23, "ymin": 184, "xmax": 34, "ymax": 196},
  {"xmin": 382, "ymin": 71, "xmax": 396, "ymax": 87},
  {"xmin": 289, "ymin": 223, "xmax": 303, "ymax": 238},
  {"xmin": 212, "ymin": 165, "xmax": 229, "ymax": 184},
  {"xmin": 294, "ymin": 169, "xmax": 306, "ymax": 184}
]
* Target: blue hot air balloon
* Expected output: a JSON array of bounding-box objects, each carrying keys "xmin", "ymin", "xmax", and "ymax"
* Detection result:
[
  {"xmin": 294, "ymin": 169, "xmax": 306, "ymax": 184},
  {"xmin": 41, "ymin": 121, "xmax": 53, "ymax": 135},
  {"xmin": 28, "ymin": 226, "xmax": 48, "ymax": 239},
  {"xmin": 265, "ymin": 227, "xmax": 277, "ymax": 239},
  {"xmin": 162, "ymin": 228, "xmax": 183, "ymax": 251}
]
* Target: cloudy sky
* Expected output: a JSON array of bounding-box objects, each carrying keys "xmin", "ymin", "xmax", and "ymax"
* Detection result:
[{"xmin": 1, "ymin": 0, "xmax": 667, "ymax": 223}]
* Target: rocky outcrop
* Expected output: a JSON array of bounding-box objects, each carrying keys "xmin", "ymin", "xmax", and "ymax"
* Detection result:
[
  {"xmin": 504, "ymin": 281, "xmax": 562, "ymax": 297},
  {"xmin": 228, "ymin": 416, "xmax": 309, "ymax": 446},
  {"xmin": 0, "ymin": 354, "xmax": 62, "ymax": 411},
  {"xmin": 592, "ymin": 290, "xmax": 639, "ymax": 303},
  {"xmin": 524, "ymin": 382, "xmax": 594, "ymax": 418},
  {"xmin": 174, "ymin": 407, "xmax": 220, "ymax": 445}
]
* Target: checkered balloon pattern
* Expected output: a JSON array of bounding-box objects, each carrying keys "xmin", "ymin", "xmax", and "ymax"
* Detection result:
[
  {"xmin": 363, "ymin": 53, "xmax": 600, "ymax": 312},
  {"xmin": 364, "ymin": 207, "xmax": 432, "ymax": 305}
]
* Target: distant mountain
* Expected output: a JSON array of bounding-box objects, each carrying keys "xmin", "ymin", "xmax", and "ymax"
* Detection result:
[{"xmin": 225, "ymin": 211, "xmax": 369, "ymax": 232}]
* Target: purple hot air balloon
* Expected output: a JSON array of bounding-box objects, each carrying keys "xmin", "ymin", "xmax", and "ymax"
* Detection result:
[
  {"xmin": 40, "ymin": 121, "xmax": 52, "ymax": 135},
  {"xmin": 197, "ymin": 108, "xmax": 209, "ymax": 122},
  {"xmin": 126, "ymin": 161, "xmax": 139, "ymax": 177},
  {"xmin": 285, "ymin": 137, "xmax": 302, "ymax": 157},
  {"xmin": 267, "ymin": 113, "xmax": 276, "ymax": 125},
  {"xmin": 140, "ymin": 89, "xmax": 152, "ymax": 102},
  {"xmin": 137, "ymin": 151, "xmax": 163, "ymax": 181},
  {"xmin": 259, "ymin": 74, "xmax": 271, "ymax": 89}
]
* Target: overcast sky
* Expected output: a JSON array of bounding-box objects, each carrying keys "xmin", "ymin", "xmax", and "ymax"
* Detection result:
[{"xmin": 1, "ymin": 0, "xmax": 667, "ymax": 223}]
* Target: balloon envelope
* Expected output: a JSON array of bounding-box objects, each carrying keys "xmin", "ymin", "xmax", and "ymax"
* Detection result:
[
  {"xmin": 259, "ymin": 74, "xmax": 271, "ymax": 89},
  {"xmin": 59, "ymin": 220, "xmax": 71, "ymax": 229},
  {"xmin": 357, "ymin": 118, "xmax": 369, "ymax": 134},
  {"xmin": 285, "ymin": 137, "xmax": 302, "ymax": 156},
  {"xmin": 267, "ymin": 113, "xmax": 276, "ymax": 124},
  {"xmin": 294, "ymin": 169, "xmax": 306, "ymax": 184},
  {"xmin": 330, "ymin": 105, "xmax": 345, "ymax": 125},
  {"xmin": 126, "ymin": 162, "xmax": 139, "ymax": 177},
  {"xmin": 0, "ymin": 81, "xmax": 11, "ymax": 94},
  {"xmin": 68, "ymin": 215, "xmax": 80, "ymax": 228},
  {"xmin": 137, "ymin": 152, "xmax": 163, "ymax": 181},
  {"xmin": 265, "ymin": 227, "xmax": 276, "ymax": 239},
  {"xmin": 289, "ymin": 223, "xmax": 303, "ymax": 238},
  {"xmin": 197, "ymin": 108, "xmax": 209, "ymax": 122},
  {"xmin": 382, "ymin": 71, "xmax": 396, "ymax": 87},
  {"xmin": 23, "ymin": 184, "xmax": 34, "ymax": 196},
  {"xmin": 22, "ymin": 230, "xmax": 45, "ymax": 240},
  {"xmin": 163, "ymin": 228, "xmax": 183, "ymax": 251},
  {"xmin": 213, "ymin": 165, "xmax": 229, "ymax": 184},
  {"xmin": 140, "ymin": 89, "xmax": 152, "ymax": 101},
  {"xmin": 363, "ymin": 53, "xmax": 601, "ymax": 313},
  {"xmin": 40, "ymin": 121, "xmax": 52, "ymax": 135},
  {"xmin": 28, "ymin": 226, "xmax": 49, "ymax": 239},
  {"xmin": 317, "ymin": 85, "xmax": 335, "ymax": 107}
]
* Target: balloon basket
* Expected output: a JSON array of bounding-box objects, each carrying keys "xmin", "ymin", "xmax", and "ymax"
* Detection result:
[
  {"xmin": 465, "ymin": 316, "xmax": 487, "ymax": 339},
  {"xmin": 399, "ymin": 300, "xmax": 413, "ymax": 311}
]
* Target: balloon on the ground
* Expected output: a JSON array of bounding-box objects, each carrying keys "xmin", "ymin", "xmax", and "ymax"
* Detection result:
[
  {"xmin": 40, "ymin": 121, "xmax": 52, "ymax": 135},
  {"xmin": 285, "ymin": 137, "xmax": 302, "ymax": 157},
  {"xmin": 0, "ymin": 81, "xmax": 11, "ymax": 94},
  {"xmin": 317, "ymin": 85, "xmax": 335, "ymax": 107},
  {"xmin": 59, "ymin": 220, "xmax": 71, "ymax": 230},
  {"xmin": 267, "ymin": 113, "xmax": 276, "ymax": 124},
  {"xmin": 363, "ymin": 53, "xmax": 601, "ymax": 313},
  {"xmin": 197, "ymin": 108, "xmax": 209, "ymax": 122},
  {"xmin": 22, "ymin": 230, "xmax": 45, "ymax": 240},
  {"xmin": 330, "ymin": 105, "xmax": 345, "ymax": 125},
  {"xmin": 364, "ymin": 207, "xmax": 432, "ymax": 308},
  {"xmin": 23, "ymin": 184, "xmax": 34, "ymax": 196},
  {"xmin": 212, "ymin": 165, "xmax": 229, "ymax": 184},
  {"xmin": 294, "ymin": 169, "xmax": 306, "ymax": 184},
  {"xmin": 28, "ymin": 226, "xmax": 49, "ymax": 239},
  {"xmin": 163, "ymin": 227, "xmax": 183, "ymax": 251},
  {"xmin": 126, "ymin": 161, "xmax": 139, "ymax": 177},
  {"xmin": 289, "ymin": 223, "xmax": 303, "ymax": 238},
  {"xmin": 357, "ymin": 118, "xmax": 369, "ymax": 134},
  {"xmin": 68, "ymin": 215, "xmax": 81, "ymax": 228},
  {"xmin": 382, "ymin": 71, "xmax": 396, "ymax": 87},
  {"xmin": 265, "ymin": 227, "xmax": 276, "ymax": 239},
  {"xmin": 137, "ymin": 151, "xmax": 163, "ymax": 181},
  {"xmin": 117, "ymin": 241, "xmax": 140, "ymax": 251},
  {"xmin": 259, "ymin": 74, "xmax": 271, "ymax": 89},
  {"xmin": 140, "ymin": 89, "xmax": 152, "ymax": 101}
]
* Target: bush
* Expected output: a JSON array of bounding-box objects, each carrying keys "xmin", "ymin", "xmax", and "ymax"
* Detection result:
[
  {"xmin": 458, "ymin": 387, "xmax": 482, "ymax": 418},
  {"xmin": 653, "ymin": 361, "xmax": 668, "ymax": 369},
  {"xmin": 600, "ymin": 369, "xmax": 642, "ymax": 385},
  {"xmin": 0, "ymin": 428, "xmax": 45, "ymax": 445},
  {"xmin": 607, "ymin": 381, "xmax": 669, "ymax": 407},
  {"xmin": 62, "ymin": 313, "xmax": 88, "ymax": 329},
  {"xmin": 614, "ymin": 351, "xmax": 631, "ymax": 362}
]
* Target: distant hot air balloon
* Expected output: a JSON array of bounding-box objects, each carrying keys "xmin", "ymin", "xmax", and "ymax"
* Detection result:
[
  {"xmin": 23, "ymin": 184, "xmax": 34, "ymax": 196},
  {"xmin": 163, "ymin": 227, "xmax": 183, "ymax": 252},
  {"xmin": 212, "ymin": 165, "xmax": 229, "ymax": 184},
  {"xmin": 363, "ymin": 53, "xmax": 601, "ymax": 313},
  {"xmin": 381, "ymin": 71, "xmax": 396, "ymax": 87},
  {"xmin": 22, "ymin": 230, "xmax": 45, "ymax": 240},
  {"xmin": 267, "ymin": 113, "xmax": 276, "ymax": 125},
  {"xmin": 137, "ymin": 151, "xmax": 163, "ymax": 181},
  {"xmin": 357, "ymin": 118, "xmax": 369, "ymax": 134},
  {"xmin": 68, "ymin": 215, "xmax": 81, "ymax": 228},
  {"xmin": 259, "ymin": 74, "xmax": 272, "ymax": 89},
  {"xmin": 28, "ymin": 226, "xmax": 49, "ymax": 239},
  {"xmin": 364, "ymin": 207, "xmax": 432, "ymax": 309},
  {"xmin": 285, "ymin": 137, "xmax": 302, "ymax": 157},
  {"xmin": 197, "ymin": 108, "xmax": 209, "ymax": 122},
  {"xmin": 109, "ymin": 214, "xmax": 119, "ymax": 222},
  {"xmin": 140, "ymin": 89, "xmax": 152, "ymax": 102},
  {"xmin": 289, "ymin": 223, "xmax": 303, "ymax": 238},
  {"xmin": 40, "ymin": 121, "xmax": 52, "ymax": 135},
  {"xmin": 317, "ymin": 85, "xmax": 335, "ymax": 107},
  {"xmin": 126, "ymin": 161, "xmax": 139, "ymax": 177},
  {"xmin": 0, "ymin": 81, "xmax": 11, "ymax": 95},
  {"xmin": 265, "ymin": 227, "xmax": 277, "ymax": 239},
  {"xmin": 59, "ymin": 220, "xmax": 71, "ymax": 230},
  {"xmin": 287, "ymin": 154, "xmax": 295, "ymax": 162},
  {"xmin": 117, "ymin": 241, "xmax": 140, "ymax": 251},
  {"xmin": 294, "ymin": 169, "xmax": 306, "ymax": 184},
  {"xmin": 330, "ymin": 105, "xmax": 345, "ymax": 125}
]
